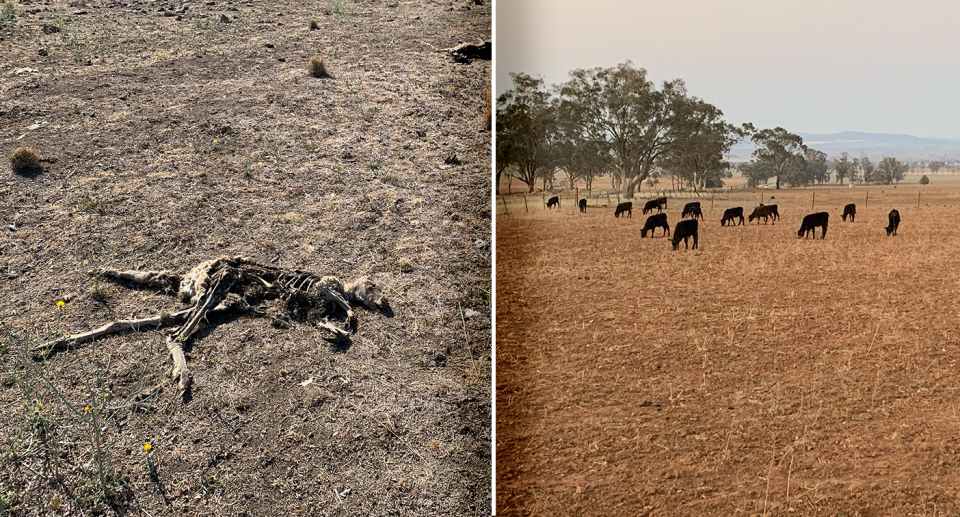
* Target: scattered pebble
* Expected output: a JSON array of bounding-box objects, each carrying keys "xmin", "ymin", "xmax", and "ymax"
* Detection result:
[
  {"xmin": 265, "ymin": 43, "xmax": 274, "ymax": 48},
  {"xmin": 38, "ymin": 48, "xmax": 48, "ymax": 56},
  {"xmin": 7, "ymin": 224, "xmax": 15, "ymax": 231}
]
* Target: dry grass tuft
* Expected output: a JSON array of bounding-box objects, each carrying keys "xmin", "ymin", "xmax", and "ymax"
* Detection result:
[
  {"xmin": 309, "ymin": 19, "xmax": 319, "ymax": 30},
  {"xmin": 9, "ymin": 146, "xmax": 41, "ymax": 172},
  {"xmin": 308, "ymin": 56, "xmax": 328, "ymax": 78}
]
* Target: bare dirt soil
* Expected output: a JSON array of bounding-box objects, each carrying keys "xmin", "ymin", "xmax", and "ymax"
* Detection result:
[
  {"xmin": 0, "ymin": 0, "xmax": 491, "ymax": 515},
  {"xmin": 497, "ymin": 186, "xmax": 960, "ymax": 515}
]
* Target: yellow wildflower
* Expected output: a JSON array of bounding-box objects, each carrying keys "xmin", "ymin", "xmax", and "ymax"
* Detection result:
[{"xmin": 144, "ymin": 443, "xmax": 152, "ymax": 451}]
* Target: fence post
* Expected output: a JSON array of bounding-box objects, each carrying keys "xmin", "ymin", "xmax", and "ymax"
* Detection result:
[
  {"xmin": 500, "ymin": 195, "xmax": 509, "ymax": 214},
  {"xmin": 542, "ymin": 194, "xmax": 546, "ymax": 209},
  {"xmin": 606, "ymin": 193, "xmax": 611, "ymax": 207},
  {"xmin": 711, "ymin": 191, "xmax": 714, "ymax": 209},
  {"xmin": 917, "ymin": 190, "xmax": 921, "ymax": 209},
  {"xmin": 812, "ymin": 192, "xmax": 815, "ymax": 210},
  {"xmin": 865, "ymin": 191, "xmax": 868, "ymax": 208},
  {"xmin": 523, "ymin": 195, "xmax": 528, "ymax": 213}
]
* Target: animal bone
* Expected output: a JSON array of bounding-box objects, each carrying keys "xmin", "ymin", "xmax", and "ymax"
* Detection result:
[{"xmin": 33, "ymin": 256, "xmax": 386, "ymax": 396}]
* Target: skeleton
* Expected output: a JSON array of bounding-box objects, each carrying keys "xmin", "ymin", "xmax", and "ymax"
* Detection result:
[{"xmin": 32, "ymin": 256, "xmax": 386, "ymax": 395}]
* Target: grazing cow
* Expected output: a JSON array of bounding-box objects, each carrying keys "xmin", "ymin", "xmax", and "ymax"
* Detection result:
[
  {"xmin": 842, "ymin": 203, "xmax": 856, "ymax": 222},
  {"xmin": 671, "ymin": 219, "xmax": 699, "ymax": 251},
  {"xmin": 640, "ymin": 213, "xmax": 670, "ymax": 238},
  {"xmin": 721, "ymin": 207, "xmax": 744, "ymax": 226},
  {"xmin": 886, "ymin": 209, "xmax": 900, "ymax": 236},
  {"xmin": 642, "ymin": 197, "xmax": 668, "ymax": 215},
  {"xmin": 546, "ymin": 196, "xmax": 560, "ymax": 209},
  {"xmin": 614, "ymin": 202, "xmax": 633, "ymax": 218},
  {"xmin": 578, "ymin": 198, "xmax": 587, "ymax": 213},
  {"xmin": 768, "ymin": 204, "xmax": 780, "ymax": 222},
  {"xmin": 748, "ymin": 204, "xmax": 777, "ymax": 225},
  {"xmin": 681, "ymin": 202, "xmax": 702, "ymax": 220},
  {"xmin": 797, "ymin": 212, "xmax": 829, "ymax": 239}
]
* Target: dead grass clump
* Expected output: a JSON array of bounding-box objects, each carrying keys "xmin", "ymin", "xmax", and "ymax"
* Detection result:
[
  {"xmin": 309, "ymin": 19, "xmax": 319, "ymax": 30},
  {"xmin": 9, "ymin": 146, "xmax": 41, "ymax": 172},
  {"xmin": 308, "ymin": 56, "xmax": 328, "ymax": 78}
]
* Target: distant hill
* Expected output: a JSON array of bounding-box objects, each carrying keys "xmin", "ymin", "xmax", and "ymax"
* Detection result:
[{"xmin": 728, "ymin": 131, "xmax": 960, "ymax": 162}]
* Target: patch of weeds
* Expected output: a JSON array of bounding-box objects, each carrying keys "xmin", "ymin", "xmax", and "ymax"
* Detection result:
[
  {"xmin": 75, "ymin": 194, "xmax": 108, "ymax": 214},
  {"xmin": 195, "ymin": 473, "xmax": 222, "ymax": 496},
  {"xmin": 367, "ymin": 159, "xmax": 383, "ymax": 172},
  {"xmin": 0, "ymin": 482, "xmax": 23, "ymax": 514},
  {"xmin": 380, "ymin": 174, "xmax": 400, "ymax": 186},
  {"xmin": 77, "ymin": 468, "xmax": 130, "ymax": 505},
  {"xmin": 0, "ymin": 1, "xmax": 15, "ymax": 30},
  {"xmin": 325, "ymin": 0, "xmax": 350, "ymax": 22}
]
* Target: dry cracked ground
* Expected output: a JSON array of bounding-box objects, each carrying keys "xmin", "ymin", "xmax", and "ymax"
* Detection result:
[{"xmin": 0, "ymin": 0, "xmax": 491, "ymax": 515}]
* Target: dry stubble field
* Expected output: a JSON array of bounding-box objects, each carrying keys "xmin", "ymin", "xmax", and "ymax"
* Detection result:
[
  {"xmin": 1, "ymin": 1, "xmax": 490, "ymax": 515},
  {"xmin": 498, "ymin": 186, "xmax": 960, "ymax": 515}
]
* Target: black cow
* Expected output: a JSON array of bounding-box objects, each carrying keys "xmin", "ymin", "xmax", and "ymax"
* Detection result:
[
  {"xmin": 886, "ymin": 209, "xmax": 900, "ymax": 236},
  {"xmin": 671, "ymin": 219, "xmax": 698, "ymax": 251},
  {"xmin": 640, "ymin": 213, "xmax": 670, "ymax": 238},
  {"xmin": 797, "ymin": 212, "xmax": 829, "ymax": 239},
  {"xmin": 748, "ymin": 205, "xmax": 776, "ymax": 225},
  {"xmin": 642, "ymin": 197, "xmax": 668, "ymax": 215},
  {"xmin": 614, "ymin": 202, "xmax": 633, "ymax": 218},
  {"xmin": 578, "ymin": 198, "xmax": 587, "ymax": 213},
  {"xmin": 842, "ymin": 203, "xmax": 856, "ymax": 222},
  {"xmin": 721, "ymin": 207, "xmax": 744, "ymax": 226},
  {"xmin": 681, "ymin": 202, "xmax": 702, "ymax": 220},
  {"xmin": 546, "ymin": 196, "xmax": 560, "ymax": 209},
  {"xmin": 768, "ymin": 204, "xmax": 780, "ymax": 222}
]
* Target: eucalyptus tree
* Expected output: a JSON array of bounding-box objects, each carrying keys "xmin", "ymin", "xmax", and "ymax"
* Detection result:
[
  {"xmin": 751, "ymin": 127, "xmax": 806, "ymax": 189},
  {"xmin": 556, "ymin": 62, "xmax": 720, "ymax": 198},
  {"xmin": 662, "ymin": 120, "xmax": 751, "ymax": 192},
  {"xmin": 876, "ymin": 157, "xmax": 908, "ymax": 184},
  {"xmin": 834, "ymin": 151, "xmax": 853, "ymax": 185},
  {"xmin": 859, "ymin": 157, "xmax": 875, "ymax": 184},
  {"xmin": 495, "ymin": 73, "xmax": 554, "ymax": 193}
]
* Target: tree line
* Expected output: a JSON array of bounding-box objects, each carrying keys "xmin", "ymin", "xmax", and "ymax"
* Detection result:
[{"xmin": 497, "ymin": 62, "xmax": 916, "ymax": 196}]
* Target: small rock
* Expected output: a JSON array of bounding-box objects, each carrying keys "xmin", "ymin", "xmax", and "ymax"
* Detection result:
[
  {"xmin": 6, "ymin": 272, "xmax": 17, "ymax": 280},
  {"xmin": 264, "ymin": 43, "xmax": 274, "ymax": 48},
  {"xmin": 142, "ymin": 53, "xmax": 150, "ymax": 59},
  {"xmin": 388, "ymin": 2, "xmax": 398, "ymax": 6},
  {"xmin": 278, "ymin": 57, "xmax": 286, "ymax": 62},
  {"xmin": 73, "ymin": 9, "xmax": 88, "ymax": 15},
  {"xmin": 463, "ymin": 309, "xmax": 481, "ymax": 320},
  {"xmin": 474, "ymin": 239, "xmax": 488, "ymax": 249},
  {"xmin": 38, "ymin": 48, "xmax": 48, "ymax": 56},
  {"xmin": 7, "ymin": 224, "xmax": 16, "ymax": 232},
  {"xmin": 276, "ymin": 12, "xmax": 282, "ymax": 16},
  {"xmin": 416, "ymin": 130, "xmax": 426, "ymax": 137},
  {"xmin": 42, "ymin": 24, "xmax": 60, "ymax": 34}
]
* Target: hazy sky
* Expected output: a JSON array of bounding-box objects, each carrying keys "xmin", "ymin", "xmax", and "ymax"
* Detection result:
[{"xmin": 497, "ymin": 0, "xmax": 960, "ymax": 138}]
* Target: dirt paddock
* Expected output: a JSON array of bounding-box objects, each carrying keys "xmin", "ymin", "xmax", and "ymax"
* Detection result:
[{"xmin": 497, "ymin": 186, "xmax": 960, "ymax": 515}]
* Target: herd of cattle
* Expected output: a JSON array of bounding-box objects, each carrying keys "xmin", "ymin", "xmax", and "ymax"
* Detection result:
[{"xmin": 546, "ymin": 195, "xmax": 902, "ymax": 251}]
